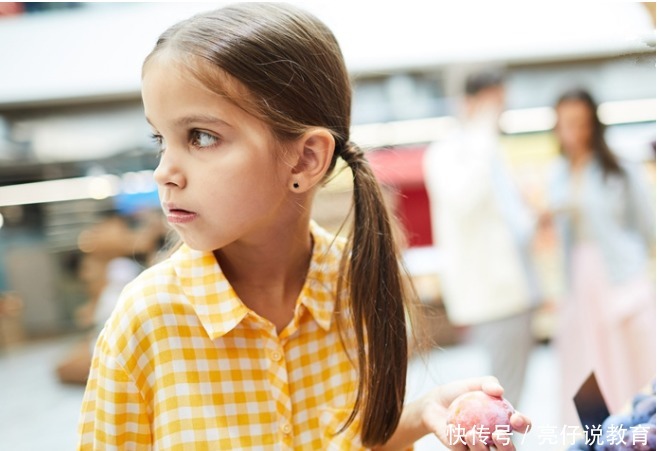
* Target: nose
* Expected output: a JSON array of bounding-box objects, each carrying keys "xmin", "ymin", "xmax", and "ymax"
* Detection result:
[{"xmin": 153, "ymin": 150, "xmax": 186, "ymax": 189}]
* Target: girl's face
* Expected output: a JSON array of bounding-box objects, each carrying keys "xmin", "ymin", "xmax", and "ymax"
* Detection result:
[
  {"xmin": 143, "ymin": 56, "xmax": 293, "ymax": 252},
  {"xmin": 555, "ymin": 99, "xmax": 594, "ymax": 158}
]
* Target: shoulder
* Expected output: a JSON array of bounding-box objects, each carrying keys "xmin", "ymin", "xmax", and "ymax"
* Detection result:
[
  {"xmin": 423, "ymin": 141, "xmax": 443, "ymax": 173},
  {"xmin": 423, "ymin": 133, "xmax": 466, "ymax": 188},
  {"xmin": 612, "ymin": 160, "xmax": 652, "ymax": 197},
  {"xmin": 617, "ymin": 160, "xmax": 645, "ymax": 180},
  {"xmin": 424, "ymin": 132, "xmax": 463, "ymax": 164},
  {"xmin": 117, "ymin": 256, "xmax": 181, "ymax": 313},
  {"xmin": 101, "ymin": 253, "xmax": 184, "ymax": 349}
]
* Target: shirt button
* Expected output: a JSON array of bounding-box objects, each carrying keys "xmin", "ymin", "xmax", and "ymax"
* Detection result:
[
  {"xmin": 270, "ymin": 350, "xmax": 282, "ymax": 362},
  {"xmin": 281, "ymin": 423, "xmax": 292, "ymax": 435}
]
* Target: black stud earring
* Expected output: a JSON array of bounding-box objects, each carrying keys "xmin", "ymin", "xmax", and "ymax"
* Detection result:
[{"xmin": 293, "ymin": 182, "xmax": 299, "ymax": 189}]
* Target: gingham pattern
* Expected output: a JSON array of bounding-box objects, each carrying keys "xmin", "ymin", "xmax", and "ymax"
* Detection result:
[{"xmin": 78, "ymin": 223, "xmax": 364, "ymax": 450}]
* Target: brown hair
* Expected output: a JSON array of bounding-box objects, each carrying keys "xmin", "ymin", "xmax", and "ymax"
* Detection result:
[
  {"xmin": 556, "ymin": 88, "xmax": 624, "ymax": 178},
  {"xmin": 144, "ymin": 3, "xmax": 408, "ymax": 447}
]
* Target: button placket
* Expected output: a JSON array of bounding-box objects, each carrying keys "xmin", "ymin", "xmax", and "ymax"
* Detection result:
[
  {"xmin": 269, "ymin": 348, "xmax": 283, "ymax": 362},
  {"xmin": 263, "ymin": 331, "xmax": 293, "ymax": 445}
]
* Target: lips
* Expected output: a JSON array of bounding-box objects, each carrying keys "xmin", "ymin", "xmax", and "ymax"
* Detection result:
[{"xmin": 163, "ymin": 203, "xmax": 198, "ymax": 224}]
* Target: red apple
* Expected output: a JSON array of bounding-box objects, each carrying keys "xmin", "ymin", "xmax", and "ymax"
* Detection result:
[{"xmin": 446, "ymin": 391, "xmax": 515, "ymax": 444}]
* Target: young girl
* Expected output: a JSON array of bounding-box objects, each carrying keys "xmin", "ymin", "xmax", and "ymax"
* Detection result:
[{"xmin": 78, "ymin": 4, "xmax": 530, "ymax": 449}]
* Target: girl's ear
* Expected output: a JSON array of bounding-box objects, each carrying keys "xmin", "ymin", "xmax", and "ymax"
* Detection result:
[{"xmin": 287, "ymin": 128, "xmax": 335, "ymax": 192}]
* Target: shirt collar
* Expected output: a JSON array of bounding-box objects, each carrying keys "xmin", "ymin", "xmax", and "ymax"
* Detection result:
[
  {"xmin": 171, "ymin": 245, "xmax": 249, "ymax": 340},
  {"xmin": 171, "ymin": 222, "xmax": 342, "ymax": 339},
  {"xmin": 299, "ymin": 221, "xmax": 343, "ymax": 331}
]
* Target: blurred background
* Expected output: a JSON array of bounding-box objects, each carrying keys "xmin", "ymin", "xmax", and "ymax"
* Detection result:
[{"xmin": 0, "ymin": 2, "xmax": 654, "ymax": 450}]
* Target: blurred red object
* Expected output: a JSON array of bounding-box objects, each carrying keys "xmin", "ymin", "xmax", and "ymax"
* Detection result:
[{"xmin": 367, "ymin": 146, "xmax": 433, "ymax": 247}]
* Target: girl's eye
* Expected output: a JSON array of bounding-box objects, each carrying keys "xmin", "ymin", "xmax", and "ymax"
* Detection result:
[
  {"xmin": 191, "ymin": 130, "xmax": 219, "ymax": 149},
  {"xmin": 150, "ymin": 133, "xmax": 166, "ymax": 157}
]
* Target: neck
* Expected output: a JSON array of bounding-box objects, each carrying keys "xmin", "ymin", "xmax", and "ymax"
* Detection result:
[
  {"xmin": 569, "ymin": 148, "xmax": 592, "ymax": 171},
  {"xmin": 213, "ymin": 212, "xmax": 313, "ymax": 329}
]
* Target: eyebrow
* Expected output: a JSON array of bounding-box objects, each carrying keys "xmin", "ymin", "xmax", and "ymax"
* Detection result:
[{"xmin": 145, "ymin": 114, "xmax": 231, "ymax": 128}]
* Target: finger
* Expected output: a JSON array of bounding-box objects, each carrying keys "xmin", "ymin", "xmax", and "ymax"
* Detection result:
[
  {"xmin": 491, "ymin": 429, "xmax": 515, "ymax": 451},
  {"xmin": 463, "ymin": 430, "xmax": 488, "ymax": 451},
  {"xmin": 480, "ymin": 379, "xmax": 504, "ymax": 398},
  {"xmin": 447, "ymin": 442, "xmax": 468, "ymax": 451},
  {"xmin": 510, "ymin": 412, "xmax": 532, "ymax": 433},
  {"xmin": 448, "ymin": 439, "xmax": 469, "ymax": 450},
  {"xmin": 448, "ymin": 442, "xmax": 469, "ymax": 451}
]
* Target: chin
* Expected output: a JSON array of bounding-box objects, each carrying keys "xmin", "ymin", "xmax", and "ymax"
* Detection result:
[
  {"xmin": 181, "ymin": 234, "xmax": 231, "ymax": 253},
  {"xmin": 177, "ymin": 234, "xmax": 213, "ymax": 252},
  {"xmin": 191, "ymin": 242, "xmax": 223, "ymax": 253}
]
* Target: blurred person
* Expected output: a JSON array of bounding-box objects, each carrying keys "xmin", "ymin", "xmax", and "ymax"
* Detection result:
[
  {"xmin": 73, "ymin": 210, "xmax": 167, "ymax": 329},
  {"xmin": 423, "ymin": 70, "xmax": 543, "ymax": 408},
  {"xmin": 546, "ymin": 88, "xmax": 656, "ymax": 424},
  {"xmin": 56, "ymin": 211, "xmax": 165, "ymax": 384},
  {"xmin": 78, "ymin": 5, "xmax": 532, "ymax": 449},
  {"xmin": 56, "ymin": 257, "xmax": 142, "ymax": 384}
]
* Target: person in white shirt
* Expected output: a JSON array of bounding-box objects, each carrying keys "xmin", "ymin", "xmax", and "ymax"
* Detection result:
[{"xmin": 423, "ymin": 71, "xmax": 542, "ymax": 407}]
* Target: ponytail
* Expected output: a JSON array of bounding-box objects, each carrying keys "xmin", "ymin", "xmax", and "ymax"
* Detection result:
[{"xmin": 336, "ymin": 142, "xmax": 408, "ymax": 447}]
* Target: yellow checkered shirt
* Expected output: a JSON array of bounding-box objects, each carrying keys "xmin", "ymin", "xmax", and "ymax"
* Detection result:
[{"xmin": 78, "ymin": 223, "xmax": 365, "ymax": 449}]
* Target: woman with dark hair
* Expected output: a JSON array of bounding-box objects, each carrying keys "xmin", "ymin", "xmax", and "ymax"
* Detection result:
[{"xmin": 548, "ymin": 88, "xmax": 655, "ymax": 425}]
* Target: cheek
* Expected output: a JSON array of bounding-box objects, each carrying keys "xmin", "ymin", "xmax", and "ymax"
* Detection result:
[
  {"xmin": 203, "ymin": 162, "xmax": 286, "ymax": 209},
  {"xmin": 571, "ymin": 126, "xmax": 592, "ymax": 147},
  {"xmin": 563, "ymin": 127, "xmax": 579, "ymax": 144},
  {"xmin": 556, "ymin": 125, "xmax": 573, "ymax": 145}
]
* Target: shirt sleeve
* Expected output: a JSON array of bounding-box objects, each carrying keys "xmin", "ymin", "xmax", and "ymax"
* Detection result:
[{"xmin": 77, "ymin": 329, "xmax": 152, "ymax": 450}]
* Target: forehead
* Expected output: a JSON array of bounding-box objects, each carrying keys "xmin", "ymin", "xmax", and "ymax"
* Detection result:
[
  {"xmin": 143, "ymin": 49, "xmax": 238, "ymax": 93},
  {"xmin": 557, "ymin": 100, "xmax": 592, "ymax": 119},
  {"xmin": 141, "ymin": 52, "xmax": 265, "ymax": 130}
]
